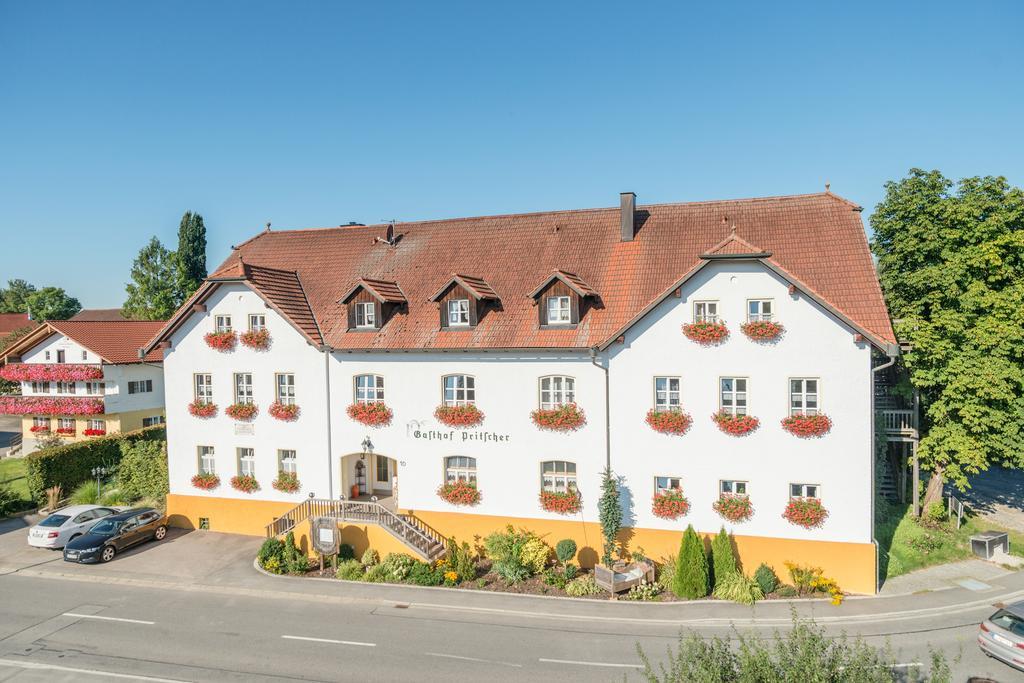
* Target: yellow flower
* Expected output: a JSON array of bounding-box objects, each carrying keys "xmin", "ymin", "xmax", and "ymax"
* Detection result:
[{"xmin": 444, "ymin": 571, "xmax": 459, "ymax": 582}]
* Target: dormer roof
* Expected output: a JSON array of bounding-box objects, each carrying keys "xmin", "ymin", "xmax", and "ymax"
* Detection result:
[
  {"xmin": 340, "ymin": 278, "xmax": 407, "ymax": 304},
  {"xmin": 699, "ymin": 230, "xmax": 772, "ymax": 259},
  {"xmin": 527, "ymin": 270, "xmax": 598, "ymax": 300},
  {"xmin": 429, "ymin": 275, "xmax": 499, "ymax": 302}
]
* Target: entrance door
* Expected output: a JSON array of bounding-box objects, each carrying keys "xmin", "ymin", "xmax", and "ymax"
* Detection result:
[{"xmin": 374, "ymin": 455, "xmax": 393, "ymax": 492}]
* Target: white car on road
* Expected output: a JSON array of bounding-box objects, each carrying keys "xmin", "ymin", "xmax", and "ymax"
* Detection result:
[{"xmin": 28, "ymin": 505, "xmax": 120, "ymax": 549}]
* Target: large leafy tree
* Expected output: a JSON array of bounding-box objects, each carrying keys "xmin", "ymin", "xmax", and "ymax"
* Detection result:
[
  {"xmin": 176, "ymin": 210, "xmax": 207, "ymax": 298},
  {"xmin": 25, "ymin": 287, "xmax": 81, "ymax": 320},
  {"xmin": 122, "ymin": 237, "xmax": 182, "ymax": 321},
  {"xmin": 870, "ymin": 169, "xmax": 1024, "ymax": 501},
  {"xmin": 0, "ymin": 279, "xmax": 37, "ymax": 313}
]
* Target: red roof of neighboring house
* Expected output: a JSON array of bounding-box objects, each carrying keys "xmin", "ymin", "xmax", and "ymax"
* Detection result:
[
  {"xmin": 0, "ymin": 313, "xmax": 36, "ymax": 336},
  {"xmin": 1, "ymin": 320, "xmax": 166, "ymax": 364},
  {"xmin": 147, "ymin": 192, "xmax": 897, "ymax": 353},
  {"xmin": 69, "ymin": 309, "xmax": 129, "ymax": 322}
]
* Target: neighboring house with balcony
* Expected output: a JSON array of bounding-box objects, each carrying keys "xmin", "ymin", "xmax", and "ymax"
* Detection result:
[
  {"xmin": 142, "ymin": 190, "xmax": 902, "ymax": 594},
  {"xmin": 0, "ymin": 320, "xmax": 167, "ymax": 452}
]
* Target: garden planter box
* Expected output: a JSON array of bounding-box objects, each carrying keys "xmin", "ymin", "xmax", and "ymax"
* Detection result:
[
  {"xmin": 268, "ymin": 402, "xmax": 300, "ymax": 421},
  {"xmin": 437, "ymin": 481, "xmax": 481, "ymax": 506},
  {"xmin": 239, "ymin": 329, "xmax": 271, "ymax": 350},
  {"xmin": 652, "ymin": 489, "xmax": 690, "ymax": 519},
  {"xmin": 530, "ymin": 404, "xmax": 585, "ymax": 431},
  {"xmin": 713, "ymin": 494, "xmax": 754, "ymax": 522},
  {"xmin": 645, "ymin": 409, "xmax": 692, "ymax": 435},
  {"xmin": 539, "ymin": 490, "xmax": 581, "ymax": 514},
  {"xmin": 783, "ymin": 498, "xmax": 829, "ymax": 528},
  {"xmin": 781, "ymin": 413, "xmax": 832, "ymax": 437},
  {"xmin": 594, "ymin": 560, "xmax": 655, "ymax": 593},
  {"xmin": 346, "ymin": 402, "xmax": 393, "ymax": 427},
  {"xmin": 740, "ymin": 320, "xmax": 784, "ymax": 341},
  {"xmin": 188, "ymin": 400, "xmax": 218, "ymax": 418},
  {"xmin": 191, "ymin": 473, "xmax": 220, "ymax": 490},
  {"xmin": 682, "ymin": 321, "xmax": 729, "ymax": 345},
  {"xmin": 0, "ymin": 363, "xmax": 103, "ymax": 382},
  {"xmin": 434, "ymin": 404, "xmax": 484, "ymax": 428},
  {"xmin": 225, "ymin": 403, "xmax": 259, "ymax": 421},
  {"xmin": 272, "ymin": 472, "xmax": 301, "ymax": 493},
  {"xmin": 712, "ymin": 411, "xmax": 759, "ymax": 436},
  {"xmin": 230, "ymin": 474, "xmax": 260, "ymax": 493},
  {"xmin": 204, "ymin": 331, "xmax": 237, "ymax": 351}
]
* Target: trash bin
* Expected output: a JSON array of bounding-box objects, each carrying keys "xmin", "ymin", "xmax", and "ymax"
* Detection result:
[{"xmin": 970, "ymin": 531, "xmax": 1009, "ymax": 559}]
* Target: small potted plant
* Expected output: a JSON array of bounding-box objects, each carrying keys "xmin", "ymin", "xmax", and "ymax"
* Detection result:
[
  {"xmin": 682, "ymin": 321, "xmax": 729, "ymax": 345},
  {"xmin": 272, "ymin": 471, "xmax": 301, "ymax": 493},
  {"xmin": 204, "ymin": 330, "xmax": 237, "ymax": 351},
  {"xmin": 712, "ymin": 410, "xmax": 760, "ymax": 436},
  {"xmin": 645, "ymin": 409, "xmax": 693, "ymax": 435},
  {"xmin": 191, "ymin": 472, "xmax": 220, "ymax": 490},
  {"xmin": 530, "ymin": 403, "xmax": 586, "ymax": 431},
  {"xmin": 713, "ymin": 493, "xmax": 754, "ymax": 522},
  {"xmin": 188, "ymin": 400, "xmax": 218, "ymax": 418},
  {"xmin": 239, "ymin": 328, "xmax": 271, "ymax": 350},
  {"xmin": 346, "ymin": 402, "xmax": 393, "ymax": 427},
  {"xmin": 230, "ymin": 474, "xmax": 260, "ymax": 493},
  {"xmin": 539, "ymin": 489, "xmax": 582, "ymax": 515},
  {"xmin": 437, "ymin": 480, "xmax": 481, "ymax": 506},
  {"xmin": 781, "ymin": 413, "xmax": 832, "ymax": 437},
  {"xmin": 268, "ymin": 402, "xmax": 300, "ymax": 421},
  {"xmin": 225, "ymin": 403, "xmax": 259, "ymax": 421},
  {"xmin": 652, "ymin": 488, "xmax": 690, "ymax": 520},
  {"xmin": 740, "ymin": 320, "xmax": 784, "ymax": 341},
  {"xmin": 783, "ymin": 498, "xmax": 829, "ymax": 529},
  {"xmin": 434, "ymin": 404, "xmax": 485, "ymax": 428}
]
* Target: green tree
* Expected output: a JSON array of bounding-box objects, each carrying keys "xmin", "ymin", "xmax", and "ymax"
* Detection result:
[
  {"xmin": 672, "ymin": 525, "xmax": 708, "ymax": 599},
  {"xmin": 870, "ymin": 169, "xmax": 1024, "ymax": 504},
  {"xmin": 710, "ymin": 526, "xmax": 736, "ymax": 586},
  {"xmin": 0, "ymin": 279, "xmax": 37, "ymax": 313},
  {"xmin": 176, "ymin": 210, "xmax": 207, "ymax": 298},
  {"xmin": 25, "ymin": 287, "xmax": 80, "ymax": 320},
  {"xmin": 122, "ymin": 237, "xmax": 182, "ymax": 321},
  {"xmin": 597, "ymin": 467, "xmax": 622, "ymax": 566},
  {"xmin": 117, "ymin": 439, "xmax": 169, "ymax": 502}
]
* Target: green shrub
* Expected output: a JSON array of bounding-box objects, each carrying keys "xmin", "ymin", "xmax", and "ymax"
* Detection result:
[
  {"xmin": 116, "ymin": 439, "xmax": 168, "ymax": 502},
  {"xmin": 776, "ymin": 584, "xmax": 798, "ymax": 598},
  {"xmin": 563, "ymin": 563, "xmax": 578, "ymax": 580},
  {"xmin": 542, "ymin": 567, "xmax": 568, "ymax": 589},
  {"xmin": 360, "ymin": 548, "xmax": 379, "ymax": 567},
  {"xmin": 258, "ymin": 538, "xmax": 287, "ymax": 573},
  {"xmin": 925, "ymin": 500, "xmax": 946, "ymax": 524},
  {"xmin": 658, "ymin": 556, "xmax": 676, "ymax": 593},
  {"xmin": 338, "ymin": 543, "xmax": 355, "ymax": 560},
  {"xmin": 363, "ymin": 563, "xmax": 390, "ymax": 583},
  {"xmin": 710, "ymin": 526, "xmax": 736, "ymax": 586},
  {"xmin": 407, "ymin": 561, "xmax": 443, "ymax": 586},
  {"xmin": 565, "ymin": 575, "xmax": 602, "ymax": 597},
  {"xmin": 623, "ymin": 579, "xmax": 662, "ymax": 601},
  {"xmin": 712, "ymin": 573, "xmax": 764, "ymax": 605},
  {"xmin": 555, "ymin": 538, "xmax": 577, "ymax": 565},
  {"xmin": 99, "ymin": 488, "xmax": 128, "ymax": 506},
  {"xmin": 753, "ymin": 563, "xmax": 778, "ymax": 595},
  {"xmin": 598, "ymin": 467, "xmax": 622, "ymax": 565},
  {"xmin": 379, "ymin": 553, "xmax": 416, "ymax": 582},
  {"xmin": 520, "ymin": 537, "xmax": 550, "ymax": 574},
  {"xmin": 0, "ymin": 482, "xmax": 19, "ymax": 517},
  {"xmin": 483, "ymin": 525, "xmax": 536, "ymax": 583},
  {"xmin": 445, "ymin": 538, "xmax": 477, "ymax": 581},
  {"xmin": 69, "ymin": 480, "xmax": 100, "ymax": 505},
  {"xmin": 336, "ymin": 559, "xmax": 365, "ymax": 581},
  {"xmin": 283, "ymin": 532, "xmax": 309, "ymax": 574},
  {"xmin": 673, "ymin": 525, "xmax": 709, "ymax": 599}
]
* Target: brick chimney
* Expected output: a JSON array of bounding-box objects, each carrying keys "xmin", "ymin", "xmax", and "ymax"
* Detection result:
[{"xmin": 620, "ymin": 192, "xmax": 636, "ymax": 241}]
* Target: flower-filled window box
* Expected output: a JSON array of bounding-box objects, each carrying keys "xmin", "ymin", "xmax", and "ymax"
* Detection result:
[
  {"xmin": 712, "ymin": 410, "xmax": 760, "ymax": 436},
  {"xmin": 268, "ymin": 402, "xmax": 300, "ymax": 421},
  {"xmin": 781, "ymin": 413, "xmax": 832, "ymax": 438},
  {"xmin": 230, "ymin": 474, "xmax": 260, "ymax": 493},
  {"xmin": 437, "ymin": 480, "xmax": 481, "ymax": 506},
  {"xmin": 539, "ymin": 490, "xmax": 581, "ymax": 515},
  {"xmin": 83, "ymin": 428, "xmax": 106, "ymax": 436},
  {"xmin": 225, "ymin": 403, "xmax": 259, "ymax": 421},
  {"xmin": 56, "ymin": 427, "xmax": 76, "ymax": 435},
  {"xmin": 191, "ymin": 473, "xmax": 220, "ymax": 490},
  {"xmin": 783, "ymin": 498, "xmax": 829, "ymax": 528},
  {"xmin": 188, "ymin": 400, "xmax": 218, "ymax": 418},
  {"xmin": 434, "ymin": 404, "xmax": 485, "ymax": 428},
  {"xmin": 204, "ymin": 331, "xmax": 237, "ymax": 352},
  {"xmin": 645, "ymin": 409, "xmax": 693, "ymax": 435},
  {"xmin": 346, "ymin": 402, "xmax": 393, "ymax": 427},
  {"xmin": 272, "ymin": 471, "xmax": 301, "ymax": 493},
  {"xmin": 29, "ymin": 425, "xmax": 50, "ymax": 433},
  {"xmin": 239, "ymin": 328, "xmax": 271, "ymax": 350},
  {"xmin": 740, "ymin": 320, "xmax": 784, "ymax": 341},
  {"xmin": 713, "ymin": 494, "xmax": 754, "ymax": 522},
  {"xmin": 0, "ymin": 363, "xmax": 103, "ymax": 382},
  {"xmin": 530, "ymin": 403, "xmax": 586, "ymax": 431},
  {"xmin": 652, "ymin": 489, "xmax": 690, "ymax": 519},
  {"xmin": 0, "ymin": 397, "xmax": 104, "ymax": 416},
  {"xmin": 682, "ymin": 321, "xmax": 729, "ymax": 345}
]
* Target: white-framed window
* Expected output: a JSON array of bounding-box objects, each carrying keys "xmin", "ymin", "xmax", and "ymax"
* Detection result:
[
  {"xmin": 128, "ymin": 380, "xmax": 153, "ymax": 394},
  {"xmin": 654, "ymin": 377, "xmax": 681, "ymax": 411},
  {"xmin": 790, "ymin": 483, "xmax": 820, "ymax": 499},
  {"xmin": 87, "ymin": 419, "xmax": 105, "ymax": 431},
  {"xmin": 142, "ymin": 415, "xmax": 165, "ymax": 427},
  {"xmin": 85, "ymin": 381, "xmax": 105, "ymax": 395},
  {"xmin": 546, "ymin": 295, "xmax": 571, "ymax": 324},
  {"xmin": 694, "ymin": 301, "xmax": 719, "ymax": 323},
  {"xmin": 447, "ymin": 299, "xmax": 470, "ymax": 326},
  {"xmin": 541, "ymin": 461, "xmax": 577, "ymax": 493},
  {"xmin": 720, "ymin": 377, "xmax": 748, "ymax": 416},
  {"xmin": 655, "ymin": 476, "xmax": 682, "ymax": 495},
  {"xmin": 32, "ymin": 417, "xmax": 50, "ymax": 430},
  {"xmin": 238, "ymin": 448, "xmax": 256, "ymax": 477},
  {"xmin": 354, "ymin": 302, "xmax": 376, "ymax": 328},
  {"xmin": 720, "ymin": 480, "xmax": 748, "ymax": 496},
  {"xmin": 31, "ymin": 381, "xmax": 51, "ymax": 394},
  {"xmin": 215, "ymin": 315, "xmax": 232, "ymax": 333},
  {"xmin": 354, "ymin": 374, "xmax": 385, "ymax": 403},
  {"xmin": 56, "ymin": 350, "xmax": 65, "ymax": 364},
  {"xmin": 81, "ymin": 350, "xmax": 88, "ymax": 361},
  {"xmin": 747, "ymin": 299, "xmax": 773, "ymax": 322},
  {"xmin": 234, "ymin": 373, "xmax": 253, "ymax": 404},
  {"xmin": 278, "ymin": 449, "xmax": 297, "ymax": 475},
  {"xmin": 248, "ymin": 314, "xmax": 266, "ymax": 332},
  {"xmin": 539, "ymin": 375, "xmax": 575, "ymax": 410},
  {"xmin": 44, "ymin": 351, "xmax": 51, "ymax": 361},
  {"xmin": 445, "ymin": 456, "xmax": 477, "ymax": 484},
  {"xmin": 790, "ymin": 378, "xmax": 819, "ymax": 415},
  {"xmin": 198, "ymin": 446, "xmax": 216, "ymax": 474},
  {"xmin": 275, "ymin": 373, "xmax": 295, "ymax": 405},
  {"xmin": 56, "ymin": 382, "xmax": 76, "ymax": 394},
  {"xmin": 443, "ymin": 374, "xmax": 475, "ymax": 406},
  {"xmin": 58, "ymin": 418, "xmax": 75, "ymax": 432},
  {"xmin": 194, "ymin": 374, "xmax": 213, "ymax": 402}
]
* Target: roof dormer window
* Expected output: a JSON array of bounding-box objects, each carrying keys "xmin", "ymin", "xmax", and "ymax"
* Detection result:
[
  {"xmin": 341, "ymin": 278, "xmax": 406, "ymax": 332},
  {"xmin": 355, "ymin": 302, "xmax": 376, "ymax": 329},
  {"xmin": 430, "ymin": 275, "xmax": 498, "ymax": 330},
  {"xmin": 447, "ymin": 299, "xmax": 470, "ymax": 326},
  {"xmin": 546, "ymin": 296, "xmax": 571, "ymax": 325},
  {"xmin": 529, "ymin": 270, "xmax": 597, "ymax": 329}
]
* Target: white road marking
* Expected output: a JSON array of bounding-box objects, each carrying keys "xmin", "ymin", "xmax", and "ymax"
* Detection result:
[
  {"xmin": 0, "ymin": 658, "xmax": 186, "ymax": 682},
  {"xmin": 539, "ymin": 658, "xmax": 642, "ymax": 669},
  {"xmin": 281, "ymin": 634, "xmax": 376, "ymax": 647},
  {"xmin": 425, "ymin": 652, "xmax": 523, "ymax": 668},
  {"xmin": 62, "ymin": 612, "xmax": 155, "ymax": 625},
  {"xmin": 892, "ymin": 663, "xmax": 923, "ymax": 668}
]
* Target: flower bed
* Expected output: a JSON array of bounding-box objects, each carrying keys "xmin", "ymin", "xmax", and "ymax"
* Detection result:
[
  {"xmin": 530, "ymin": 403, "xmax": 586, "ymax": 431},
  {"xmin": 712, "ymin": 410, "xmax": 760, "ymax": 436},
  {"xmin": 539, "ymin": 490, "xmax": 581, "ymax": 515},
  {"xmin": 56, "ymin": 427, "xmax": 76, "ymax": 435},
  {"xmin": 740, "ymin": 320, "xmax": 784, "ymax": 341},
  {"xmin": 83, "ymin": 428, "xmax": 106, "ymax": 436},
  {"xmin": 191, "ymin": 473, "xmax": 220, "ymax": 490},
  {"xmin": 713, "ymin": 494, "xmax": 754, "ymax": 522},
  {"xmin": 231, "ymin": 474, "xmax": 260, "ymax": 493},
  {"xmin": 783, "ymin": 498, "xmax": 829, "ymax": 528},
  {"xmin": 0, "ymin": 363, "xmax": 103, "ymax": 382},
  {"xmin": 225, "ymin": 403, "xmax": 259, "ymax": 421},
  {"xmin": 268, "ymin": 402, "xmax": 300, "ymax": 421},
  {"xmin": 346, "ymin": 402, "xmax": 393, "ymax": 427},
  {"xmin": 29, "ymin": 425, "xmax": 50, "ymax": 433},
  {"xmin": 204, "ymin": 331, "xmax": 237, "ymax": 351},
  {"xmin": 652, "ymin": 489, "xmax": 690, "ymax": 519},
  {"xmin": 434, "ymin": 404, "xmax": 484, "ymax": 428},
  {"xmin": 645, "ymin": 409, "xmax": 693, "ymax": 435},
  {"xmin": 272, "ymin": 471, "xmax": 301, "ymax": 493},
  {"xmin": 437, "ymin": 480, "xmax": 481, "ymax": 506},
  {"xmin": 188, "ymin": 400, "xmax": 218, "ymax": 418},
  {"xmin": 0, "ymin": 396, "xmax": 104, "ymax": 416},
  {"xmin": 781, "ymin": 413, "xmax": 832, "ymax": 438},
  {"xmin": 240, "ymin": 328, "xmax": 271, "ymax": 350},
  {"xmin": 682, "ymin": 321, "xmax": 729, "ymax": 345}
]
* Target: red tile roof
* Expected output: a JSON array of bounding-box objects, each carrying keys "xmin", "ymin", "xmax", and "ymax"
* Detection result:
[
  {"xmin": 430, "ymin": 275, "xmax": 499, "ymax": 302},
  {"xmin": 341, "ymin": 278, "xmax": 407, "ymax": 304},
  {"xmin": 1, "ymin": 320, "xmax": 166, "ymax": 364},
  {"xmin": 0, "ymin": 313, "xmax": 35, "ymax": 336},
  {"xmin": 700, "ymin": 231, "xmax": 771, "ymax": 258},
  {"xmin": 69, "ymin": 309, "xmax": 129, "ymax": 322}
]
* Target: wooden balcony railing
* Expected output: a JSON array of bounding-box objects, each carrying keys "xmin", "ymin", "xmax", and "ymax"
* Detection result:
[{"xmin": 882, "ymin": 409, "xmax": 917, "ymax": 435}]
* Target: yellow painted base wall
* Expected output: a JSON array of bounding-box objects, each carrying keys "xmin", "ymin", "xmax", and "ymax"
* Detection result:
[{"xmin": 20, "ymin": 409, "xmax": 165, "ymax": 446}]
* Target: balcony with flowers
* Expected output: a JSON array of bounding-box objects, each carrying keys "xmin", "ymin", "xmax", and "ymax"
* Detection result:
[
  {"xmin": 0, "ymin": 363, "xmax": 104, "ymax": 382},
  {"xmin": 0, "ymin": 396, "xmax": 104, "ymax": 416}
]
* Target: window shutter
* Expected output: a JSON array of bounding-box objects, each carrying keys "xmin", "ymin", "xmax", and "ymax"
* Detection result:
[
  {"xmin": 440, "ymin": 300, "xmax": 448, "ymax": 329},
  {"xmin": 570, "ymin": 294, "xmax": 580, "ymax": 324},
  {"xmin": 375, "ymin": 302, "xmax": 384, "ymax": 329},
  {"xmin": 538, "ymin": 297, "xmax": 547, "ymax": 327},
  {"xmin": 347, "ymin": 303, "xmax": 356, "ymax": 330},
  {"xmin": 469, "ymin": 300, "xmax": 479, "ymax": 327}
]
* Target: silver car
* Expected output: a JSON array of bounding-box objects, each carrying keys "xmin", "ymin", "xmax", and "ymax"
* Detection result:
[
  {"xmin": 979, "ymin": 601, "xmax": 1024, "ymax": 671},
  {"xmin": 27, "ymin": 505, "xmax": 119, "ymax": 549}
]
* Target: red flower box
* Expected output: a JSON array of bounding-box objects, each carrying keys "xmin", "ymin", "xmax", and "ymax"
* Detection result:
[
  {"xmin": 346, "ymin": 402, "xmax": 393, "ymax": 427},
  {"xmin": 781, "ymin": 413, "xmax": 832, "ymax": 438},
  {"xmin": 740, "ymin": 320, "xmax": 784, "ymax": 341},
  {"xmin": 272, "ymin": 471, "xmax": 301, "ymax": 493},
  {"xmin": 83, "ymin": 428, "xmax": 106, "ymax": 436},
  {"xmin": 712, "ymin": 410, "xmax": 760, "ymax": 436},
  {"xmin": 225, "ymin": 403, "xmax": 258, "ymax": 421},
  {"xmin": 230, "ymin": 474, "xmax": 260, "ymax": 494},
  {"xmin": 204, "ymin": 331, "xmax": 237, "ymax": 351},
  {"xmin": 682, "ymin": 321, "xmax": 729, "ymax": 345},
  {"xmin": 539, "ymin": 490, "xmax": 581, "ymax": 515},
  {"xmin": 56, "ymin": 428, "xmax": 76, "ymax": 435},
  {"xmin": 0, "ymin": 363, "xmax": 103, "ymax": 382},
  {"xmin": 268, "ymin": 402, "xmax": 300, "ymax": 421},
  {"xmin": 239, "ymin": 328, "xmax": 271, "ymax": 350},
  {"xmin": 434, "ymin": 404, "xmax": 484, "ymax": 428},
  {"xmin": 783, "ymin": 498, "xmax": 829, "ymax": 529},
  {"xmin": 191, "ymin": 473, "xmax": 220, "ymax": 490},
  {"xmin": 29, "ymin": 425, "xmax": 50, "ymax": 433},
  {"xmin": 188, "ymin": 400, "xmax": 218, "ymax": 418},
  {"xmin": 646, "ymin": 409, "xmax": 693, "ymax": 435},
  {"xmin": 652, "ymin": 489, "xmax": 690, "ymax": 519},
  {"xmin": 437, "ymin": 481, "xmax": 481, "ymax": 506},
  {"xmin": 530, "ymin": 403, "xmax": 586, "ymax": 431},
  {"xmin": 713, "ymin": 494, "xmax": 754, "ymax": 522},
  {"xmin": 0, "ymin": 396, "xmax": 104, "ymax": 416}
]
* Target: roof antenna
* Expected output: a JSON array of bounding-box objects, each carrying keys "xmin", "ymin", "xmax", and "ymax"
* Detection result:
[
  {"xmin": 375, "ymin": 219, "xmax": 399, "ymax": 246},
  {"xmin": 265, "ymin": 221, "xmax": 272, "ymax": 232},
  {"xmin": 825, "ymin": 182, "xmax": 831, "ymax": 193}
]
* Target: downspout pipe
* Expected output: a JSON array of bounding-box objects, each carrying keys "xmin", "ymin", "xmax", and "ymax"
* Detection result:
[
  {"xmin": 870, "ymin": 346, "xmax": 899, "ymax": 593},
  {"xmin": 324, "ymin": 345, "xmax": 334, "ymax": 500},
  {"xmin": 589, "ymin": 347, "xmax": 610, "ymax": 470}
]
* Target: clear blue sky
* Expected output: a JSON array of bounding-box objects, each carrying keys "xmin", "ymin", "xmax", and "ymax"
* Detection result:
[{"xmin": 1, "ymin": 2, "xmax": 1021, "ymax": 308}]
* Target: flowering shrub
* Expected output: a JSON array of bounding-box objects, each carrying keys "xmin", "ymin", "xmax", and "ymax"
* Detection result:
[
  {"xmin": 434, "ymin": 404, "xmax": 484, "ymax": 428},
  {"xmin": 712, "ymin": 410, "xmax": 760, "ymax": 436},
  {"xmin": 539, "ymin": 490, "xmax": 581, "ymax": 515},
  {"xmin": 56, "ymin": 427, "xmax": 76, "ymax": 435},
  {"xmin": 740, "ymin": 320, "xmax": 784, "ymax": 341},
  {"xmin": 437, "ymin": 480, "xmax": 481, "ymax": 506},
  {"xmin": 783, "ymin": 498, "xmax": 829, "ymax": 529},
  {"xmin": 83, "ymin": 428, "xmax": 106, "ymax": 436},
  {"xmin": 230, "ymin": 474, "xmax": 260, "ymax": 493},
  {"xmin": 188, "ymin": 400, "xmax": 218, "ymax": 418},
  {"xmin": 0, "ymin": 363, "xmax": 103, "ymax": 382},
  {"xmin": 781, "ymin": 413, "xmax": 832, "ymax": 438},
  {"xmin": 225, "ymin": 403, "xmax": 259, "ymax": 421},
  {"xmin": 530, "ymin": 403, "xmax": 586, "ymax": 431},
  {"xmin": 272, "ymin": 471, "xmax": 301, "ymax": 493},
  {"xmin": 713, "ymin": 494, "xmax": 754, "ymax": 522},
  {"xmin": 204, "ymin": 331, "xmax": 237, "ymax": 351},
  {"xmin": 191, "ymin": 473, "xmax": 220, "ymax": 490},
  {"xmin": 240, "ymin": 328, "xmax": 271, "ymax": 350},
  {"xmin": 268, "ymin": 402, "xmax": 300, "ymax": 421},
  {"xmin": 346, "ymin": 402, "xmax": 393, "ymax": 427},
  {"xmin": 29, "ymin": 425, "xmax": 50, "ymax": 433},
  {"xmin": 645, "ymin": 409, "xmax": 693, "ymax": 435},
  {"xmin": 784, "ymin": 561, "xmax": 844, "ymax": 604},
  {"xmin": 0, "ymin": 396, "xmax": 104, "ymax": 416},
  {"xmin": 682, "ymin": 321, "xmax": 729, "ymax": 345},
  {"xmin": 652, "ymin": 489, "xmax": 690, "ymax": 519}
]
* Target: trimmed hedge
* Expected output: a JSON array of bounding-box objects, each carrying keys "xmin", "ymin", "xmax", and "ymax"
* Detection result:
[{"xmin": 25, "ymin": 425, "xmax": 165, "ymax": 503}]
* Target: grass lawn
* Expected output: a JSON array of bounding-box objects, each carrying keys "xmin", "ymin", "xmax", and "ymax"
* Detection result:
[{"xmin": 0, "ymin": 456, "xmax": 33, "ymax": 515}]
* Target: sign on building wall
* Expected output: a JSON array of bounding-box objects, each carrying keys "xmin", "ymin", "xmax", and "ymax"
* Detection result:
[{"xmin": 406, "ymin": 419, "xmax": 510, "ymax": 443}]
